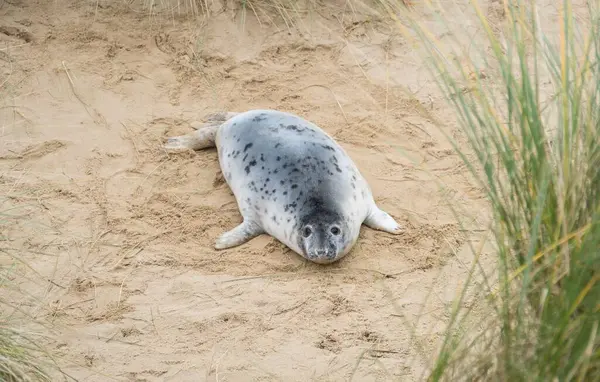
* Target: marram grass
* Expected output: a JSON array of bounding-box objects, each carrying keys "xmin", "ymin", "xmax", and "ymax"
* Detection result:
[
  {"xmin": 387, "ymin": 0, "xmax": 600, "ymax": 380},
  {"xmin": 0, "ymin": 203, "xmax": 54, "ymax": 382},
  {"xmin": 0, "ymin": 325, "xmax": 52, "ymax": 382}
]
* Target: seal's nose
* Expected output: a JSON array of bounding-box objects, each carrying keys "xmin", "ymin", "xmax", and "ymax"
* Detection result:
[{"xmin": 316, "ymin": 249, "xmax": 326, "ymax": 257}]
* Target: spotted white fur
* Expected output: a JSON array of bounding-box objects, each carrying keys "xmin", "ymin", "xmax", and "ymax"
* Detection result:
[{"xmin": 165, "ymin": 109, "xmax": 402, "ymax": 264}]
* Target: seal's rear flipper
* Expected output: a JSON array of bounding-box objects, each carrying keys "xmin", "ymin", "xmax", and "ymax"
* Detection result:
[
  {"xmin": 204, "ymin": 111, "xmax": 240, "ymax": 122},
  {"xmin": 214, "ymin": 220, "xmax": 264, "ymax": 249},
  {"xmin": 190, "ymin": 111, "xmax": 240, "ymax": 130},
  {"xmin": 164, "ymin": 125, "xmax": 219, "ymax": 152},
  {"xmin": 364, "ymin": 205, "xmax": 403, "ymax": 234}
]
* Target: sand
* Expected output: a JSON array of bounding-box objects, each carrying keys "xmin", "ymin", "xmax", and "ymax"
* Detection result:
[{"xmin": 0, "ymin": 0, "xmax": 565, "ymax": 380}]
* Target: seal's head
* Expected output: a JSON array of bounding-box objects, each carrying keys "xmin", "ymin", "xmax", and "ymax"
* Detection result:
[{"xmin": 297, "ymin": 201, "xmax": 351, "ymax": 264}]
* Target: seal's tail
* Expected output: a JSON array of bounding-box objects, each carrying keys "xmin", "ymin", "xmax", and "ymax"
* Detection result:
[{"xmin": 163, "ymin": 111, "xmax": 239, "ymax": 152}]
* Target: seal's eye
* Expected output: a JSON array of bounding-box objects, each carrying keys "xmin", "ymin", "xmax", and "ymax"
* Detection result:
[
  {"xmin": 331, "ymin": 227, "xmax": 340, "ymax": 235},
  {"xmin": 303, "ymin": 227, "xmax": 312, "ymax": 238}
]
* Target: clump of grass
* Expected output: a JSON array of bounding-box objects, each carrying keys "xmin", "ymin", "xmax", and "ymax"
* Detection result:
[
  {"xmin": 0, "ymin": 292, "xmax": 53, "ymax": 382},
  {"xmin": 126, "ymin": 0, "xmax": 408, "ymax": 31},
  {"xmin": 386, "ymin": 0, "xmax": 600, "ymax": 380},
  {"xmin": 0, "ymin": 324, "xmax": 52, "ymax": 382},
  {"xmin": 0, "ymin": 204, "xmax": 56, "ymax": 382}
]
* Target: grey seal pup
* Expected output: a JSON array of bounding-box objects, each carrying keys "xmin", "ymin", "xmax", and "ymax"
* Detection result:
[{"xmin": 164, "ymin": 109, "xmax": 402, "ymax": 264}]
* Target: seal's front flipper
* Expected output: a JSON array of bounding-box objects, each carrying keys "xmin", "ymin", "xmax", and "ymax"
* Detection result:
[
  {"xmin": 364, "ymin": 205, "xmax": 403, "ymax": 234},
  {"xmin": 214, "ymin": 220, "xmax": 264, "ymax": 249},
  {"xmin": 164, "ymin": 125, "xmax": 218, "ymax": 152}
]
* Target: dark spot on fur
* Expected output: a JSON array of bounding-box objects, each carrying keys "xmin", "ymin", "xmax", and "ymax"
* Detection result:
[
  {"xmin": 291, "ymin": 184, "xmax": 298, "ymax": 189},
  {"xmin": 322, "ymin": 144, "xmax": 335, "ymax": 151},
  {"xmin": 272, "ymin": 215, "xmax": 278, "ymax": 223},
  {"xmin": 260, "ymin": 153, "xmax": 265, "ymax": 162},
  {"xmin": 283, "ymin": 191, "xmax": 288, "ymax": 195},
  {"xmin": 252, "ymin": 115, "xmax": 267, "ymax": 122},
  {"xmin": 280, "ymin": 180, "xmax": 285, "ymax": 185},
  {"xmin": 284, "ymin": 201, "xmax": 298, "ymax": 213},
  {"xmin": 243, "ymin": 153, "xmax": 248, "ymax": 162},
  {"xmin": 275, "ymin": 143, "xmax": 281, "ymax": 148},
  {"xmin": 272, "ymin": 189, "xmax": 276, "ymax": 194},
  {"xmin": 266, "ymin": 178, "xmax": 270, "ymax": 182},
  {"xmin": 244, "ymin": 143, "xmax": 253, "ymax": 152},
  {"xmin": 244, "ymin": 159, "xmax": 256, "ymax": 175},
  {"xmin": 276, "ymin": 156, "xmax": 281, "ymax": 161}
]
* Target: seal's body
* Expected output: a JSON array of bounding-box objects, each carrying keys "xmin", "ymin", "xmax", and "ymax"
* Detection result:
[{"xmin": 165, "ymin": 109, "xmax": 402, "ymax": 264}]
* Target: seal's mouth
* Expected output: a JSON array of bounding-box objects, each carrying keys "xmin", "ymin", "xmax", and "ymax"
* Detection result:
[{"xmin": 306, "ymin": 249, "xmax": 339, "ymax": 264}]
